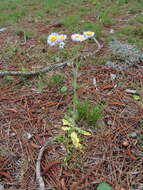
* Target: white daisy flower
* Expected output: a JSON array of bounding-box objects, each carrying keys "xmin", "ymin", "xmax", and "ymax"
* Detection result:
[
  {"xmin": 59, "ymin": 42, "xmax": 65, "ymax": 49},
  {"xmin": 71, "ymin": 34, "xmax": 86, "ymax": 42},
  {"xmin": 83, "ymin": 31, "xmax": 95, "ymax": 39},
  {"xmin": 47, "ymin": 33, "xmax": 59, "ymax": 46},
  {"xmin": 58, "ymin": 34, "xmax": 67, "ymax": 41}
]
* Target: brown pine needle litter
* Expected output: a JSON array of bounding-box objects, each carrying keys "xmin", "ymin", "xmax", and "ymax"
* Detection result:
[{"xmin": 1, "ymin": 62, "xmax": 143, "ymax": 189}]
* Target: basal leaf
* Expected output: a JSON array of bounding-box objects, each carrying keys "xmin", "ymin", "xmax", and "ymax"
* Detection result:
[
  {"xmin": 75, "ymin": 127, "xmax": 91, "ymax": 136},
  {"xmin": 70, "ymin": 132, "xmax": 82, "ymax": 149},
  {"xmin": 132, "ymin": 95, "xmax": 140, "ymax": 101},
  {"xmin": 97, "ymin": 183, "xmax": 112, "ymax": 190},
  {"xmin": 62, "ymin": 119, "xmax": 72, "ymax": 127}
]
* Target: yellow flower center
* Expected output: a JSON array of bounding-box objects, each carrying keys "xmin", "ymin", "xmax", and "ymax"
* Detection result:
[
  {"xmin": 60, "ymin": 36, "xmax": 65, "ymax": 40},
  {"xmin": 79, "ymin": 36, "xmax": 84, "ymax": 40},
  {"xmin": 75, "ymin": 35, "xmax": 82, "ymax": 39},
  {"xmin": 86, "ymin": 32, "xmax": 92, "ymax": 36},
  {"xmin": 74, "ymin": 35, "xmax": 84, "ymax": 41},
  {"xmin": 51, "ymin": 36, "xmax": 57, "ymax": 42}
]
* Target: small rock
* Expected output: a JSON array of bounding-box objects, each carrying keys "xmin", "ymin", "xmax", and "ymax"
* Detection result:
[
  {"xmin": 0, "ymin": 184, "xmax": 4, "ymax": 190},
  {"xmin": 0, "ymin": 27, "xmax": 7, "ymax": 32},
  {"xmin": 23, "ymin": 132, "xmax": 33, "ymax": 139},
  {"xmin": 122, "ymin": 141, "xmax": 129, "ymax": 147},
  {"xmin": 129, "ymin": 132, "xmax": 138, "ymax": 138},
  {"xmin": 125, "ymin": 89, "xmax": 137, "ymax": 94},
  {"xmin": 109, "ymin": 29, "xmax": 114, "ymax": 34},
  {"xmin": 107, "ymin": 120, "xmax": 113, "ymax": 126},
  {"xmin": 119, "ymin": 18, "xmax": 129, "ymax": 22},
  {"xmin": 110, "ymin": 73, "xmax": 116, "ymax": 80},
  {"xmin": 11, "ymin": 132, "xmax": 16, "ymax": 137}
]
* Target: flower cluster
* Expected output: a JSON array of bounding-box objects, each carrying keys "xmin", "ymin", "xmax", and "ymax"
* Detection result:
[
  {"xmin": 71, "ymin": 31, "xmax": 95, "ymax": 42},
  {"xmin": 47, "ymin": 33, "xmax": 67, "ymax": 48},
  {"xmin": 47, "ymin": 31, "xmax": 95, "ymax": 48}
]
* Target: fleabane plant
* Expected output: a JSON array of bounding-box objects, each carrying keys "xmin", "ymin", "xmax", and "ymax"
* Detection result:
[
  {"xmin": 47, "ymin": 30, "xmax": 96, "ymax": 48},
  {"xmin": 47, "ymin": 30, "xmax": 97, "ymax": 151}
]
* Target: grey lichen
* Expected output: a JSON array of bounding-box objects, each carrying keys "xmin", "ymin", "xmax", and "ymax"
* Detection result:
[
  {"xmin": 106, "ymin": 40, "xmax": 143, "ymax": 70},
  {"xmin": 110, "ymin": 40, "xmax": 143, "ymax": 64}
]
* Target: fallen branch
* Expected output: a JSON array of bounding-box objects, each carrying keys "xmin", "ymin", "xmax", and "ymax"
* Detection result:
[
  {"xmin": 36, "ymin": 138, "xmax": 54, "ymax": 190},
  {"xmin": 0, "ymin": 39, "xmax": 103, "ymax": 77}
]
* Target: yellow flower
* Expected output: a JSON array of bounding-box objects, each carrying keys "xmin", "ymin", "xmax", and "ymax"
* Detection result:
[{"xmin": 70, "ymin": 131, "xmax": 82, "ymax": 149}]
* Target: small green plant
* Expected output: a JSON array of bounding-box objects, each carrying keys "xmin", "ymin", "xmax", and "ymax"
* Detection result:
[
  {"xmin": 24, "ymin": 31, "xmax": 33, "ymax": 40},
  {"xmin": 35, "ymin": 75, "xmax": 46, "ymax": 93},
  {"xmin": 81, "ymin": 22, "xmax": 102, "ymax": 39},
  {"xmin": 4, "ymin": 45, "xmax": 18, "ymax": 59},
  {"xmin": 128, "ymin": 14, "xmax": 143, "ymax": 24},
  {"xmin": 75, "ymin": 99, "xmax": 102, "ymax": 124},
  {"xmin": 92, "ymin": 1, "xmax": 105, "ymax": 9},
  {"xmin": 116, "ymin": 0, "xmax": 129, "ymax": 5},
  {"xmin": 61, "ymin": 14, "xmax": 81, "ymax": 31},
  {"xmin": 48, "ymin": 74, "xmax": 65, "ymax": 87},
  {"xmin": 0, "ymin": 75, "xmax": 15, "ymax": 88},
  {"xmin": 99, "ymin": 12, "xmax": 113, "ymax": 26},
  {"xmin": 137, "ymin": 134, "xmax": 143, "ymax": 152},
  {"xmin": 128, "ymin": 1, "xmax": 143, "ymax": 14},
  {"xmin": 120, "ymin": 25, "xmax": 135, "ymax": 36},
  {"xmin": 16, "ymin": 30, "xmax": 33, "ymax": 40},
  {"xmin": 97, "ymin": 183, "xmax": 112, "ymax": 190}
]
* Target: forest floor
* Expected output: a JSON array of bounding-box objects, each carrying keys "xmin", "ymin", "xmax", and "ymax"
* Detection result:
[{"xmin": 0, "ymin": 0, "xmax": 143, "ymax": 189}]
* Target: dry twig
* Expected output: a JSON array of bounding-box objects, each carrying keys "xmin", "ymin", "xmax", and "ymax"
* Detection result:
[
  {"xmin": 0, "ymin": 39, "xmax": 103, "ymax": 77},
  {"xmin": 36, "ymin": 138, "xmax": 54, "ymax": 190}
]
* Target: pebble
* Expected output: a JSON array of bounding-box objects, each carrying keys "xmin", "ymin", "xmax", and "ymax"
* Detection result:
[
  {"xmin": 23, "ymin": 132, "xmax": 33, "ymax": 139},
  {"xmin": 109, "ymin": 29, "xmax": 114, "ymax": 34},
  {"xmin": 0, "ymin": 27, "xmax": 7, "ymax": 32},
  {"xmin": 107, "ymin": 120, "xmax": 113, "ymax": 126},
  {"xmin": 0, "ymin": 184, "xmax": 4, "ymax": 190},
  {"xmin": 129, "ymin": 132, "xmax": 138, "ymax": 138},
  {"xmin": 125, "ymin": 89, "xmax": 137, "ymax": 94},
  {"xmin": 122, "ymin": 141, "xmax": 129, "ymax": 147},
  {"xmin": 110, "ymin": 73, "xmax": 116, "ymax": 80}
]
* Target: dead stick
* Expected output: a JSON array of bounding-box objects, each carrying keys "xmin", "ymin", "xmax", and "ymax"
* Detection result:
[
  {"xmin": 36, "ymin": 138, "xmax": 54, "ymax": 190},
  {"xmin": 0, "ymin": 39, "xmax": 103, "ymax": 77}
]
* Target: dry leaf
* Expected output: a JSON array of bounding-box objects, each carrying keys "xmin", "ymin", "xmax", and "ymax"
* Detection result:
[{"xmin": 70, "ymin": 132, "xmax": 82, "ymax": 149}]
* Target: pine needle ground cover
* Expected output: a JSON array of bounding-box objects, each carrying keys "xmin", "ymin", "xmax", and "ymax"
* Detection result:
[{"xmin": 0, "ymin": 0, "xmax": 143, "ymax": 189}]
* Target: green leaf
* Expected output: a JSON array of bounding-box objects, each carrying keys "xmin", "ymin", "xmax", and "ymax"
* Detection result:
[
  {"xmin": 92, "ymin": 1, "xmax": 97, "ymax": 6},
  {"xmin": 118, "ymin": 81, "xmax": 124, "ymax": 86},
  {"xmin": 60, "ymin": 86, "xmax": 68, "ymax": 93},
  {"xmin": 132, "ymin": 95, "xmax": 140, "ymax": 101},
  {"xmin": 97, "ymin": 183, "xmax": 112, "ymax": 190}
]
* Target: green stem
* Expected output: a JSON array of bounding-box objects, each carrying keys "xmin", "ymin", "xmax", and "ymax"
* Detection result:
[{"xmin": 72, "ymin": 60, "xmax": 78, "ymax": 123}]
